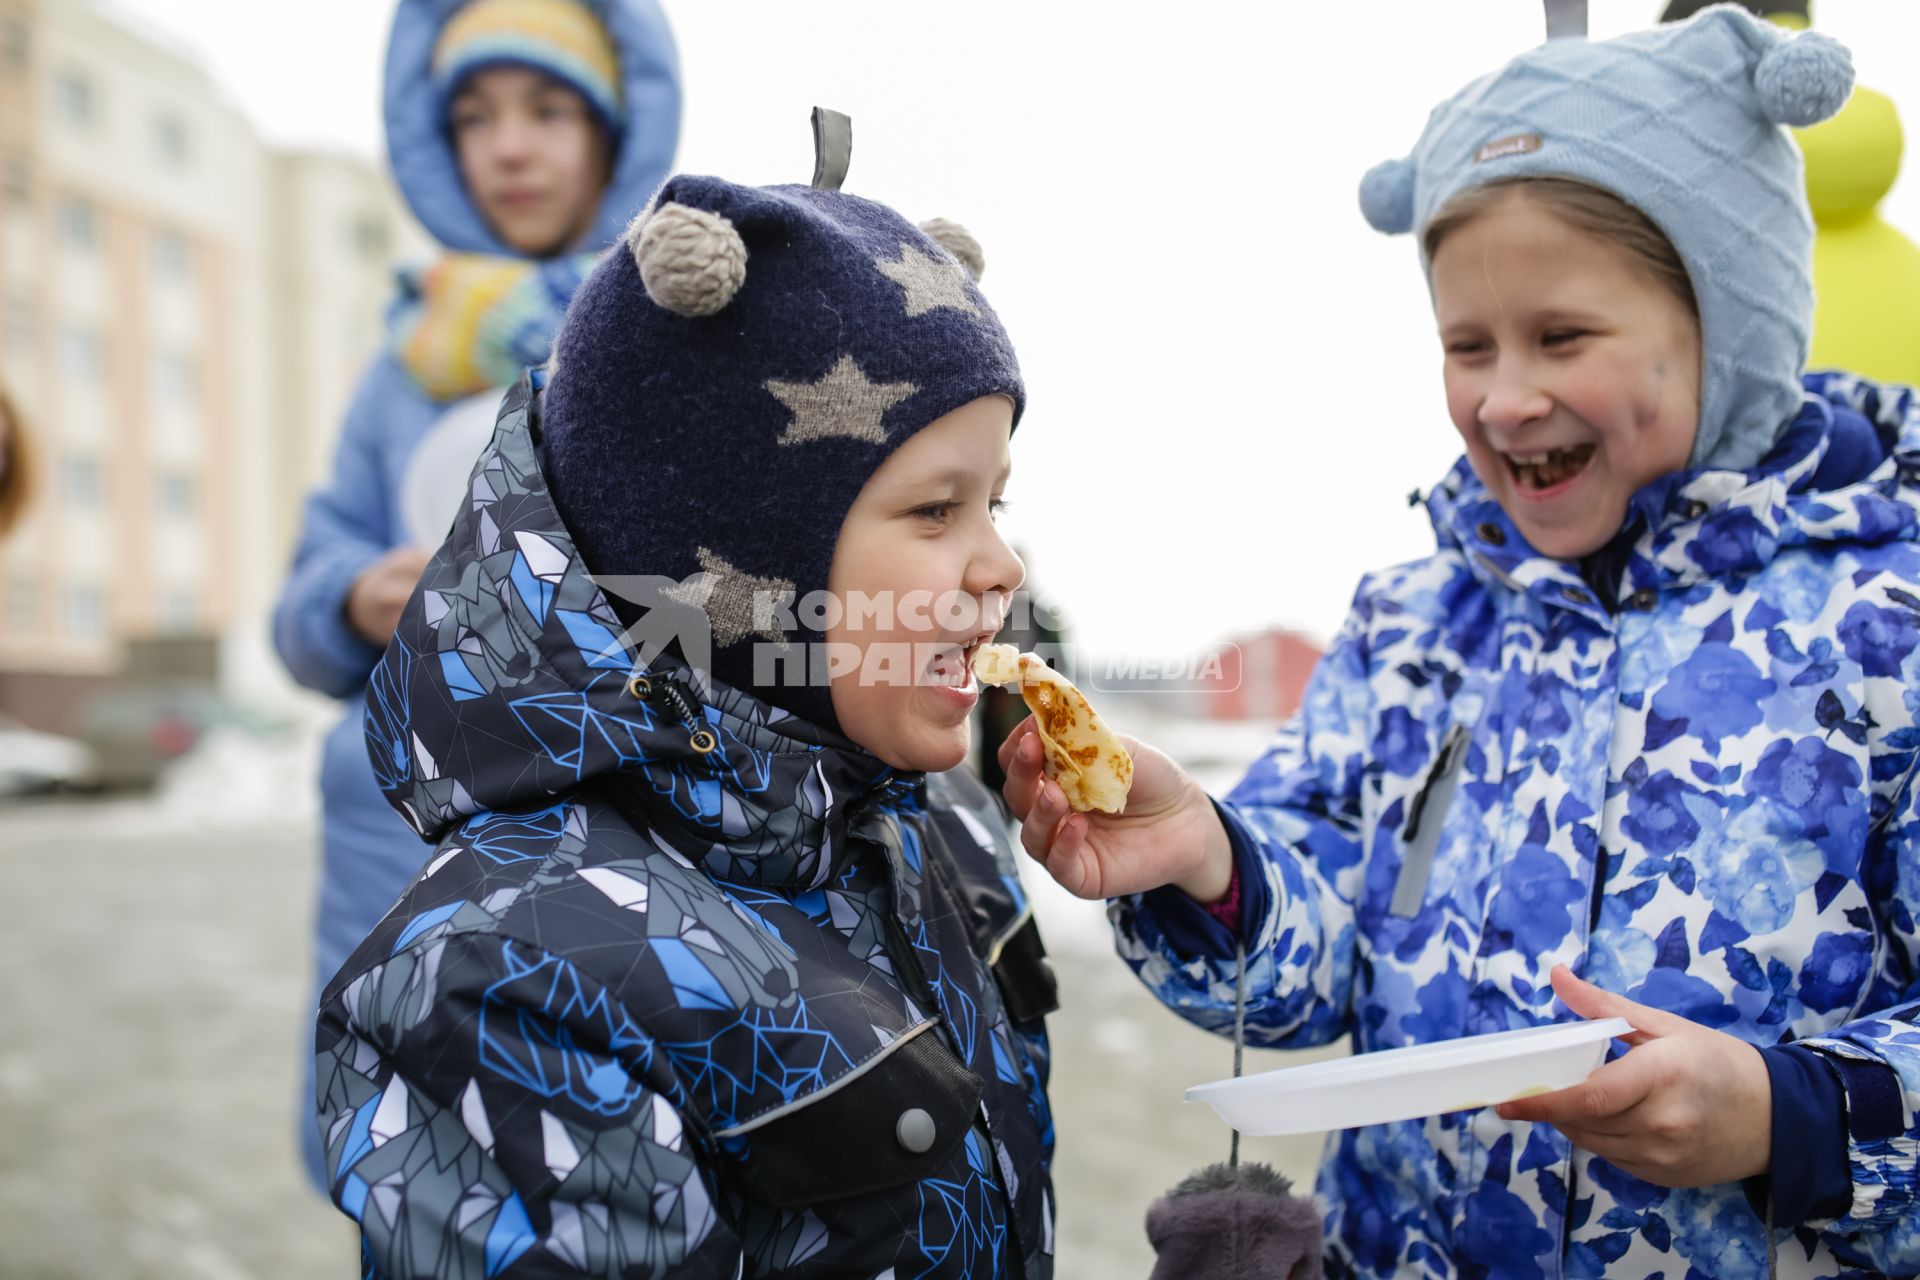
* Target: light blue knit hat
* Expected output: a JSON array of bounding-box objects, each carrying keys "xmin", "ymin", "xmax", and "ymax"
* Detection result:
[{"xmin": 1359, "ymin": 4, "xmax": 1853, "ymax": 473}]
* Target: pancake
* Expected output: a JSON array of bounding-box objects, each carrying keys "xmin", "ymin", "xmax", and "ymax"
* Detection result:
[{"xmin": 973, "ymin": 643, "xmax": 1133, "ymax": 814}]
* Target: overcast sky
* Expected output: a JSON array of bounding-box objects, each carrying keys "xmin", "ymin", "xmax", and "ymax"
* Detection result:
[{"xmin": 109, "ymin": 0, "xmax": 1920, "ymax": 658}]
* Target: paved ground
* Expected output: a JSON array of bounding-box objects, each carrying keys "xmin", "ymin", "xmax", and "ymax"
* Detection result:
[{"xmin": 0, "ymin": 787, "xmax": 1340, "ymax": 1278}]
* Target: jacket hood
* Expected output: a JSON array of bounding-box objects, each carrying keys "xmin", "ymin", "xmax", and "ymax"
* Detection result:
[
  {"xmin": 382, "ymin": 0, "xmax": 681, "ymax": 255},
  {"xmin": 1427, "ymin": 372, "xmax": 1920, "ymax": 612},
  {"xmin": 364, "ymin": 374, "xmax": 910, "ymax": 890}
]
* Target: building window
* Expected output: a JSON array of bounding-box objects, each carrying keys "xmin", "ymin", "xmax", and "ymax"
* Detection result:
[
  {"xmin": 1, "ymin": 18, "xmax": 27, "ymax": 73},
  {"xmin": 54, "ymin": 69, "xmax": 94, "ymax": 129},
  {"xmin": 4, "ymin": 295, "xmax": 33, "ymax": 362},
  {"xmin": 157, "ymin": 469, "xmax": 195, "ymax": 519},
  {"xmin": 152, "ymin": 229, "xmax": 192, "ymax": 281},
  {"xmin": 158, "ymin": 587, "xmax": 197, "ymax": 632},
  {"xmin": 154, "ymin": 350, "xmax": 196, "ymax": 404},
  {"xmin": 65, "ymin": 585, "xmax": 105, "ymax": 638},
  {"xmin": 60, "ymin": 327, "xmax": 106, "ymax": 382},
  {"xmin": 2, "ymin": 156, "xmax": 27, "ymax": 207},
  {"xmin": 57, "ymin": 196, "xmax": 96, "ymax": 251},
  {"xmin": 6, "ymin": 576, "xmax": 35, "ymax": 633},
  {"xmin": 350, "ymin": 214, "xmax": 389, "ymax": 262},
  {"xmin": 152, "ymin": 113, "xmax": 189, "ymax": 168},
  {"xmin": 63, "ymin": 454, "xmax": 102, "ymax": 505}
]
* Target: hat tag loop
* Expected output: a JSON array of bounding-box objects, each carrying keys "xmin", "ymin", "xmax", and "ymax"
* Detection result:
[{"xmin": 810, "ymin": 107, "xmax": 853, "ymax": 191}]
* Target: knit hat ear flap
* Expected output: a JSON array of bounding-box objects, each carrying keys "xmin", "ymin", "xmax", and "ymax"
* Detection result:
[
  {"xmin": 629, "ymin": 201, "xmax": 749, "ymax": 317},
  {"xmin": 1753, "ymin": 28, "xmax": 1854, "ymax": 127},
  {"xmin": 1359, "ymin": 157, "xmax": 1417, "ymax": 235},
  {"xmin": 918, "ymin": 218, "xmax": 985, "ymax": 280}
]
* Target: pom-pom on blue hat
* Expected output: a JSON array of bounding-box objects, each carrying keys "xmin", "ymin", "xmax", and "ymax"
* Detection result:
[
  {"xmin": 1360, "ymin": 3, "xmax": 1853, "ymax": 473},
  {"xmin": 539, "ymin": 124, "xmax": 1023, "ymax": 730}
]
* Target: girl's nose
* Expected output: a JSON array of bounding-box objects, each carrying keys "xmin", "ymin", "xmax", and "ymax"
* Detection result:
[{"xmin": 1478, "ymin": 363, "xmax": 1552, "ymax": 434}]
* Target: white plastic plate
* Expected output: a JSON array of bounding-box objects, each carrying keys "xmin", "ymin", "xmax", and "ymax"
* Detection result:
[
  {"xmin": 402, "ymin": 391, "xmax": 506, "ymax": 552},
  {"xmin": 1187, "ymin": 1017, "xmax": 1634, "ymax": 1136}
]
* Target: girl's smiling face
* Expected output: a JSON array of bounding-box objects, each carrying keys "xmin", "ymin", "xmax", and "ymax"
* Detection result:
[
  {"xmin": 826, "ymin": 395, "xmax": 1023, "ymax": 773},
  {"xmin": 1430, "ymin": 187, "xmax": 1702, "ymax": 560}
]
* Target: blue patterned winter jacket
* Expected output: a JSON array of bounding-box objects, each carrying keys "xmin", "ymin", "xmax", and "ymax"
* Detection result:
[
  {"xmin": 1120, "ymin": 373, "xmax": 1920, "ymax": 1279},
  {"xmin": 316, "ymin": 379, "xmax": 1058, "ymax": 1278}
]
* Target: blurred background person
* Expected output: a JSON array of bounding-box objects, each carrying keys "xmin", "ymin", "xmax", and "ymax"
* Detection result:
[
  {"xmin": 0, "ymin": 384, "xmax": 32, "ymax": 541},
  {"xmin": 271, "ymin": 0, "xmax": 680, "ymax": 1194}
]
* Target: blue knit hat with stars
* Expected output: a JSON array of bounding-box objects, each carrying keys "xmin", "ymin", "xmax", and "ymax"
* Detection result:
[
  {"xmin": 1359, "ymin": 3, "xmax": 1853, "ymax": 474},
  {"xmin": 539, "ymin": 171, "xmax": 1023, "ymax": 729}
]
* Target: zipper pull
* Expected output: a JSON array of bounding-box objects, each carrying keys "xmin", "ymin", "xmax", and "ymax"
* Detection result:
[
  {"xmin": 1403, "ymin": 723, "xmax": 1469, "ymax": 843},
  {"xmin": 624, "ymin": 672, "xmax": 719, "ymax": 755},
  {"xmin": 1392, "ymin": 723, "xmax": 1471, "ymax": 918}
]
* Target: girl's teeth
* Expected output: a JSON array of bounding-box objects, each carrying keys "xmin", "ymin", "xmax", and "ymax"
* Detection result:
[{"xmin": 1511, "ymin": 445, "xmax": 1595, "ymax": 490}]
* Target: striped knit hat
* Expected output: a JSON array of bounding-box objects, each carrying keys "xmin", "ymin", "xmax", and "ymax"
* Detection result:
[{"xmin": 432, "ymin": 0, "xmax": 623, "ymax": 132}]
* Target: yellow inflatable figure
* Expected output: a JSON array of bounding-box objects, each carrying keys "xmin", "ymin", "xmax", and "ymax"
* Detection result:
[
  {"xmin": 1661, "ymin": 1, "xmax": 1920, "ymax": 385},
  {"xmin": 1799, "ymin": 87, "xmax": 1920, "ymax": 384}
]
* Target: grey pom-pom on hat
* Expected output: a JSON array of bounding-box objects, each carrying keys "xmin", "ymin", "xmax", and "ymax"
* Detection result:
[
  {"xmin": 631, "ymin": 202, "xmax": 749, "ymax": 317},
  {"xmin": 1359, "ymin": 4, "xmax": 1854, "ymax": 475},
  {"xmin": 918, "ymin": 218, "xmax": 985, "ymax": 281}
]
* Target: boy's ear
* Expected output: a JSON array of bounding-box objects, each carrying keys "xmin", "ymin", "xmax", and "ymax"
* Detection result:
[
  {"xmin": 628, "ymin": 202, "xmax": 749, "ymax": 317},
  {"xmin": 919, "ymin": 219, "xmax": 985, "ymax": 281}
]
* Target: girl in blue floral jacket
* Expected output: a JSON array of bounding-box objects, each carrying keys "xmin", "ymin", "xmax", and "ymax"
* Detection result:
[{"xmin": 1005, "ymin": 10, "xmax": 1920, "ymax": 1278}]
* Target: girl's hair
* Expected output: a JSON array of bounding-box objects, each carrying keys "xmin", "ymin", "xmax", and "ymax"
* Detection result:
[
  {"xmin": 0, "ymin": 385, "xmax": 35, "ymax": 538},
  {"xmin": 1423, "ymin": 176, "xmax": 1700, "ymax": 320}
]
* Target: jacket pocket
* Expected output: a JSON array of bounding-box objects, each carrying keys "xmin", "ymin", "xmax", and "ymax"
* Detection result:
[
  {"xmin": 719, "ymin": 1022, "xmax": 986, "ymax": 1209},
  {"xmin": 1390, "ymin": 721, "xmax": 1471, "ymax": 918}
]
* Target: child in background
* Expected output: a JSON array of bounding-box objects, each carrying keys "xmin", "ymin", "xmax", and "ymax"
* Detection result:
[
  {"xmin": 315, "ymin": 171, "xmax": 1059, "ymax": 1277},
  {"xmin": 1004, "ymin": 9, "xmax": 1920, "ymax": 1276},
  {"xmin": 272, "ymin": 0, "xmax": 680, "ymax": 1193}
]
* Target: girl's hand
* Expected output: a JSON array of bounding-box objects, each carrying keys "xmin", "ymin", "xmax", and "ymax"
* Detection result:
[
  {"xmin": 1495, "ymin": 965, "xmax": 1772, "ymax": 1188},
  {"xmin": 996, "ymin": 717, "xmax": 1233, "ymax": 902}
]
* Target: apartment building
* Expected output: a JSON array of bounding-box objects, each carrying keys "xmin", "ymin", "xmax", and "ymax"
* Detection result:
[{"xmin": 0, "ymin": 0, "xmax": 420, "ymax": 730}]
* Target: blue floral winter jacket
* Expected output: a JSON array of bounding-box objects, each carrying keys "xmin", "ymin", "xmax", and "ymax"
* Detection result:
[
  {"xmin": 316, "ymin": 380, "xmax": 1058, "ymax": 1278},
  {"xmin": 1120, "ymin": 373, "xmax": 1920, "ymax": 1278}
]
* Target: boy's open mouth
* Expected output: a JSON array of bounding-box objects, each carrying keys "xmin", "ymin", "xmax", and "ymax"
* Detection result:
[
  {"xmin": 1506, "ymin": 444, "xmax": 1596, "ymax": 492},
  {"xmin": 927, "ymin": 636, "xmax": 991, "ymax": 689}
]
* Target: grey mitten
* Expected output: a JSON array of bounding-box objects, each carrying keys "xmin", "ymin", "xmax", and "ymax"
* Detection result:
[{"xmin": 1145, "ymin": 1162, "xmax": 1322, "ymax": 1280}]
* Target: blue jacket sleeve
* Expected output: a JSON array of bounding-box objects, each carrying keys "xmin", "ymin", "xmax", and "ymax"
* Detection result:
[
  {"xmin": 1777, "ymin": 756, "xmax": 1920, "ymax": 1273},
  {"xmin": 1745, "ymin": 1045, "xmax": 1856, "ymax": 1228},
  {"xmin": 1136, "ymin": 800, "xmax": 1275, "ymax": 960},
  {"xmin": 316, "ymin": 928, "xmax": 743, "ymax": 1277},
  {"xmin": 271, "ymin": 359, "xmax": 402, "ymax": 698},
  {"xmin": 1110, "ymin": 580, "xmax": 1375, "ymax": 1051}
]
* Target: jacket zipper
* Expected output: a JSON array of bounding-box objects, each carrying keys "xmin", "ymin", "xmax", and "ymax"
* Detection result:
[
  {"xmin": 878, "ymin": 804, "xmax": 1039, "ymax": 1277},
  {"xmin": 1391, "ymin": 722, "xmax": 1471, "ymax": 917}
]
